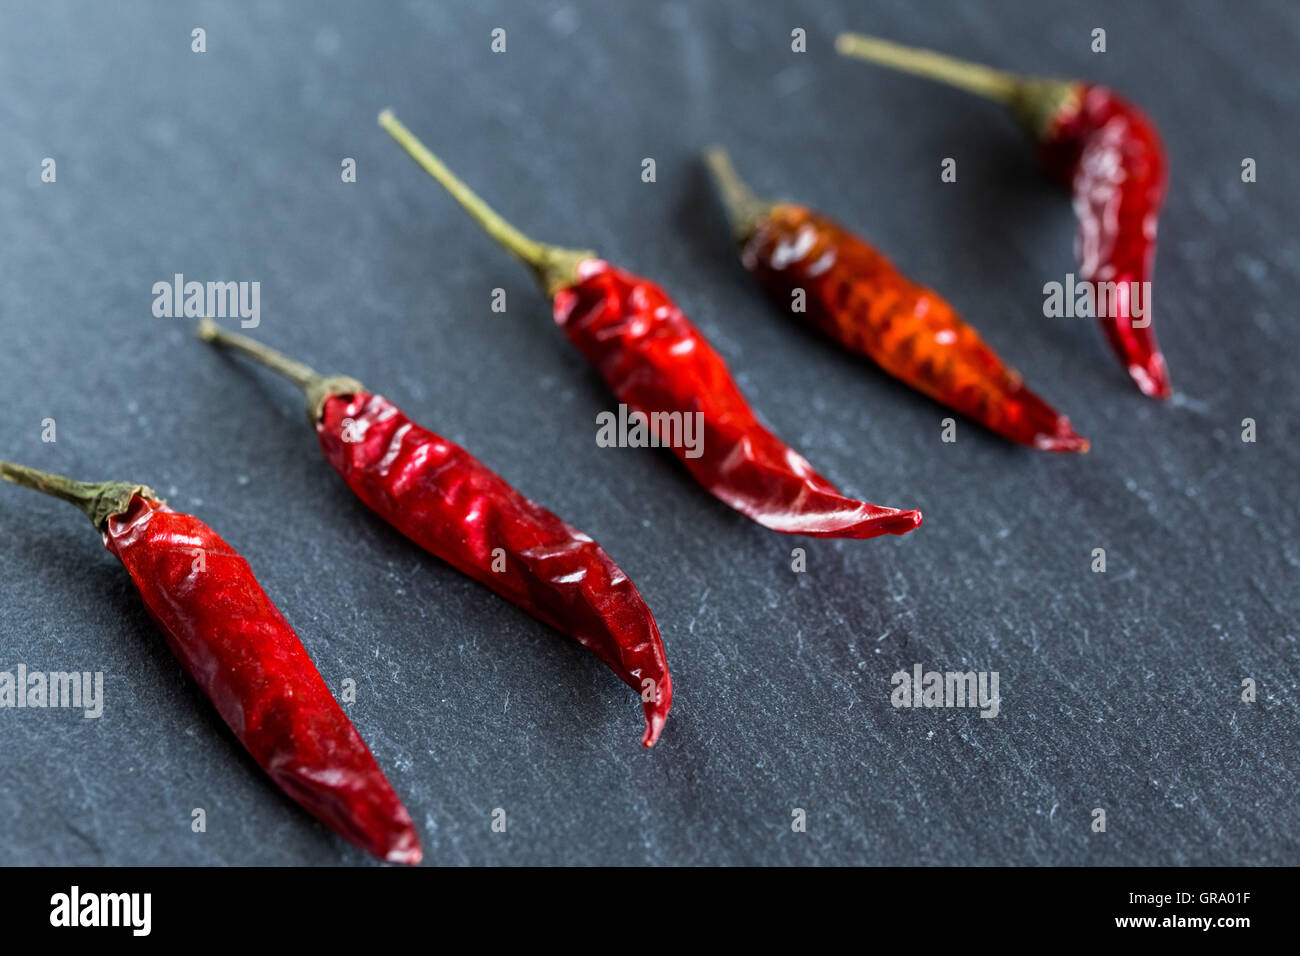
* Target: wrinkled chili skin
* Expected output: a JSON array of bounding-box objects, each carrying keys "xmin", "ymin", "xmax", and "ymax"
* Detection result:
[
  {"xmin": 738, "ymin": 204, "xmax": 1087, "ymax": 452},
  {"xmin": 552, "ymin": 260, "xmax": 922, "ymax": 538},
  {"xmin": 316, "ymin": 391, "xmax": 672, "ymax": 747},
  {"xmin": 1039, "ymin": 84, "xmax": 1171, "ymax": 399},
  {"xmin": 102, "ymin": 494, "xmax": 421, "ymax": 864}
]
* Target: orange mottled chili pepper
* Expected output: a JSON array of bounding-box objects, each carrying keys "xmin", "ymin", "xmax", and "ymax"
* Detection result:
[{"xmin": 705, "ymin": 149, "xmax": 1088, "ymax": 452}]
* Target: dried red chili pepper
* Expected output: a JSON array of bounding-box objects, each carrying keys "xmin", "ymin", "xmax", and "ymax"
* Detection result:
[
  {"xmin": 837, "ymin": 33, "xmax": 1172, "ymax": 399},
  {"xmin": 197, "ymin": 322, "xmax": 672, "ymax": 747},
  {"xmin": 705, "ymin": 149, "xmax": 1088, "ymax": 452},
  {"xmin": 0, "ymin": 460, "xmax": 421, "ymax": 864},
  {"xmin": 377, "ymin": 110, "xmax": 922, "ymax": 539}
]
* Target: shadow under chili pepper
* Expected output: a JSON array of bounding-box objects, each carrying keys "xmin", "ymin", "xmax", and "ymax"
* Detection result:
[
  {"xmin": 936, "ymin": 121, "xmax": 1095, "ymax": 350},
  {"xmin": 675, "ymin": 159, "xmax": 752, "ymax": 293}
]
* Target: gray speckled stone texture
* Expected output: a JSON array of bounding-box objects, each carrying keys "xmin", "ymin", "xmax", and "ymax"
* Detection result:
[{"xmin": 0, "ymin": 0, "xmax": 1295, "ymax": 865}]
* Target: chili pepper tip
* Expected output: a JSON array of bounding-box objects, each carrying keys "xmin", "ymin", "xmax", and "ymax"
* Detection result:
[
  {"xmin": 1036, "ymin": 433, "xmax": 1090, "ymax": 454},
  {"xmin": 642, "ymin": 723, "xmax": 661, "ymax": 748},
  {"xmin": 383, "ymin": 833, "xmax": 423, "ymax": 865},
  {"xmin": 779, "ymin": 504, "xmax": 922, "ymax": 539},
  {"xmin": 637, "ymin": 686, "xmax": 670, "ymax": 749},
  {"xmin": 1029, "ymin": 419, "xmax": 1091, "ymax": 454},
  {"xmin": 1129, "ymin": 354, "xmax": 1173, "ymax": 400},
  {"xmin": 1007, "ymin": 390, "xmax": 1092, "ymax": 453},
  {"xmin": 885, "ymin": 509, "xmax": 923, "ymax": 535}
]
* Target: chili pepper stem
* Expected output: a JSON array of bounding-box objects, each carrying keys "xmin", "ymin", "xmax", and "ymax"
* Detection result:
[
  {"xmin": 704, "ymin": 148, "xmax": 775, "ymax": 245},
  {"xmin": 198, "ymin": 319, "xmax": 363, "ymax": 423},
  {"xmin": 0, "ymin": 461, "xmax": 156, "ymax": 530},
  {"xmin": 835, "ymin": 33, "xmax": 1079, "ymax": 138},
  {"xmin": 378, "ymin": 109, "xmax": 595, "ymax": 298}
]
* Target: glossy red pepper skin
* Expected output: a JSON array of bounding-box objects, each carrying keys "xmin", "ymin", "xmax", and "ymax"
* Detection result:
[
  {"xmin": 553, "ymin": 259, "xmax": 924, "ymax": 536},
  {"xmin": 316, "ymin": 389, "xmax": 672, "ymax": 746},
  {"xmin": 1039, "ymin": 84, "xmax": 1171, "ymax": 399},
  {"xmin": 102, "ymin": 494, "xmax": 421, "ymax": 864},
  {"xmin": 834, "ymin": 36, "xmax": 1171, "ymax": 399},
  {"xmin": 735, "ymin": 204, "xmax": 1087, "ymax": 451},
  {"xmin": 374, "ymin": 113, "xmax": 921, "ymax": 541}
]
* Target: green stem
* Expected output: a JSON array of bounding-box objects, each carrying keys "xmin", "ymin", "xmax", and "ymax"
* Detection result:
[
  {"xmin": 378, "ymin": 109, "xmax": 595, "ymax": 298},
  {"xmin": 704, "ymin": 148, "xmax": 775, "ymax": 245},
  {"xmin": 836, "ymin": 33, "xmax": 1023, "ymax": 103},
  {"xmin": 834, "ymin": 33, "xmax": 1079, "ymax": 139},
  {"xmin": 197, "ymin": 319, "xmax": 363, "ymax": 423},
  {"xmin": 0, "ymin": 461, "xmax": 156, "ymax": 530}
]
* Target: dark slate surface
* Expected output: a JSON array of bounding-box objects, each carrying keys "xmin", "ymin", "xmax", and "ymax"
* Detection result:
[{"xmin": 1, "ymin": 0, "xmax": 1296, "ymax": 866}]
